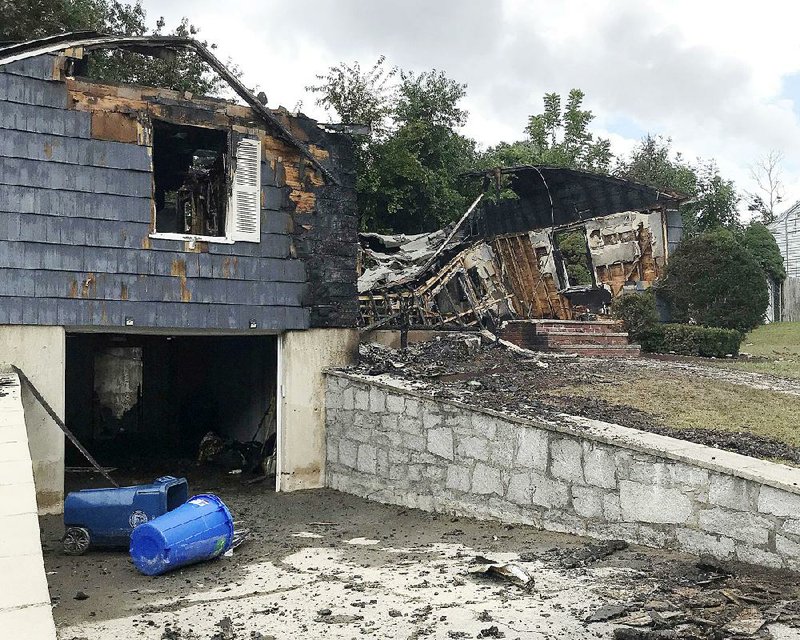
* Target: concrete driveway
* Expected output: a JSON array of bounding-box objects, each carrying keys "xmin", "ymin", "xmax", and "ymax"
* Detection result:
[{"xmin": 42, "ymin": 482, "xmax": 800, "ymax": 639}]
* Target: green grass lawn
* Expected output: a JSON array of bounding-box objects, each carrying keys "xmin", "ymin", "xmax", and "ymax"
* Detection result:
[
  {"xmin": 548, "ymin": 372, "xmax": 800, "ymax": 450},
  {"xmin": 728, "ymin": 322, "xmax": 800, "ymax": 379},
  {"xmin": 542, "ymin": 323, "xmax": 800, "ymax": 459}
]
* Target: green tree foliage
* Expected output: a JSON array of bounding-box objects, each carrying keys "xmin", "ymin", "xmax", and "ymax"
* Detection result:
[
  {"xmin": 741, "ymin": 222, "xmax": 786, "ymax": 283},
  {"xmin": 362, "ymin": 70, "xmax": 476, "ymax": 233},
  {"xmin": 0, "ymin": 0, "xmax": 230, "ymax": 96},
  {"xmin": 615, "ymin": 135, "xmax": 740, "ymax": 234},
  {"xmin": 685, "ymin": 161, "xmax": 740, "ymax": 233},
  {"xmin": 0, "ymin": 0, "xmax": 105, "ymax": 40},
  {"xmin": 306, "ymin": 56, "xmax": 397, "ymax": 137},
  {"xmin": 481, "ymin": 89, "xmax": 612, "ymax": 173},
  {"xmin": 658, "ymin": 228, "xmax": 768, "ymax": 334},
  {"xmin": 309, "ymin": 60, "xmax": 477, "ymax": 233},
  {"xmin": 614, "ymin": 134, "xmax": 695, "ymax": 195},
  {"xmin": 556, "ymin": 229, "xmax": 593, "ymax": 285}
]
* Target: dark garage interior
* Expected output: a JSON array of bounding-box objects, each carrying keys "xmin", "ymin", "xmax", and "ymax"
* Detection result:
[{"xmin": 65, "ymin": 334, "xmax": 278, "ymax": 471}]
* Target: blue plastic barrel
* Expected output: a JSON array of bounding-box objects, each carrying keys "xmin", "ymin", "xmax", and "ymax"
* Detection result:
[{"xmin": 129, "ymin": 494, "xmax": 234, "ymax": 576}]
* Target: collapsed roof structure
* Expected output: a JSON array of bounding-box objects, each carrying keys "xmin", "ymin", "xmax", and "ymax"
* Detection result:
[{"xmin": 358, "ymin": 166, "xmax": 687, "ymax": 331}]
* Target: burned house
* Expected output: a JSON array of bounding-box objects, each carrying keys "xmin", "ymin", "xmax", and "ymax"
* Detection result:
[
  {"xmin": 0, "ymin": 33, "xmax": 360, "ymax": 512},
  {"xmin": 359, "ymin": 166, "xmax": 685, "ymax": 340}
]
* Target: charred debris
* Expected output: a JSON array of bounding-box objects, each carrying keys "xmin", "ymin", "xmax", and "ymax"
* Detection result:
[{"xmin": 358, "ymin": 167, "xmax": 686, "ymax": 334}]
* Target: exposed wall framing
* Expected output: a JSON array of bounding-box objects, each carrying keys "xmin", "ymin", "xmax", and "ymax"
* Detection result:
[{"xmin": 359, "ymin": 192, "xmax": 680, "ymax": 331}]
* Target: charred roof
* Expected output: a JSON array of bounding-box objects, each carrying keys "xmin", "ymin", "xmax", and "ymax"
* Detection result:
[
  {"xmin": 0, "ymin": 31, "xmax": 337, "ymax": 183},
  {"xmin": 463, "ymin": 166, "xmax": 687, "ymax": 239}
]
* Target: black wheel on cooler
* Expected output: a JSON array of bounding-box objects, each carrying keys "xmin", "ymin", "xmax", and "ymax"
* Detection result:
[{"xmin": 62, "ymin": 526, "xmax": 91, "ymax": 555}]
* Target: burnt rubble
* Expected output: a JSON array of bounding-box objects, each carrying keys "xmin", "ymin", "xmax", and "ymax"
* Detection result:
[
  {"xmin": 353, "ymin": 335, "xmax": 800, "ymax": 464},
  {"xmin": 358, "ymin": 167, "xmax": 686, "ymax": 333}
]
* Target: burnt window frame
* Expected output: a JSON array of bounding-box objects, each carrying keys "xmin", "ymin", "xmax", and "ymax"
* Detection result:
[{"xmin": 148, "ymin": 119, "xmax": 262, "ymax": 245}]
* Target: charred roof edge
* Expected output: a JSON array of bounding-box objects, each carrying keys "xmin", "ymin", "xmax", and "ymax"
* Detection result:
[{"xmin": 0, "ymin": 31, "xmax": 339, "ymax": 185}]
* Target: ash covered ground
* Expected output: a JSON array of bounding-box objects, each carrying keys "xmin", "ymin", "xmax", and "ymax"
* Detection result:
[
  {"xmin": 46, "ymin": 473, "xmax": 800, "ymax": 640},
  {"xmin": 353, "ymin": 335, "xmax": 800, "ymax": 464}
]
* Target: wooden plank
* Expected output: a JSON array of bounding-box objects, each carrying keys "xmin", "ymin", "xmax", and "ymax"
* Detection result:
[{"xmin": 90, "ymin": 111, "xmax": 139, "ymax": 143}]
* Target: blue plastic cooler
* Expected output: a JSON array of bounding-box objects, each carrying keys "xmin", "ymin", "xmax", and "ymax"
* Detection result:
[
  {"xmin": 129, "ymin": 493, "xmax": 234, "ymax": 576},
  {"xmin": 62, "ymin": 476, "xmax": 188, "ymax": 554}
]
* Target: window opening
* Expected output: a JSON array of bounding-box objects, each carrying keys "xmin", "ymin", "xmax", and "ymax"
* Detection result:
[
  {"xmin": 153, "ymin": 120, "xmax": 228, "ymax": 237},
  {"xmin": 554, "ymin": 227, "xmax": 594, "ymax": 287}
]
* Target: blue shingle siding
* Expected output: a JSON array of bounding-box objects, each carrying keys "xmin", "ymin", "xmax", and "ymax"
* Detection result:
[
  {"xmin": 0, "ymin": 128, "xmax": 151, "ymax": 170},
  {"xmin": 0, "ymin": 56, "xmax": 358, "ymax": 331},
  {"xmin": 0, "ymin": 56, "xmax": 58, "ymax": 81},
  {"xmin": 0, "ymin": 185, "xmax": 152, "ymax": 222},
  {"xmin": 0, "ymin": 73, "xmax": 68, "ymax": 108},
  {"xmin": 0, "ymin": 102, "xmax": 91, "ymax": 138},
  {"xmin": 0, "ymin": 157, "xmax": 152, "ymax": 196}
]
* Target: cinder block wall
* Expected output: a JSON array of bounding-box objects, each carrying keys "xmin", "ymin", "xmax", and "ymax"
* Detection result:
[{"xmin": 325, "ymin": 372, "xmax": 800, "ymax": 571}]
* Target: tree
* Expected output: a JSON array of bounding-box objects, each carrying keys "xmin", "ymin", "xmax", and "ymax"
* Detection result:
[
  {"xmin": 658, "ymin": 228, "xmax": 768, "ymax": 334},
  {"xmin": 745, "ymin": 149, "xmax": 785, "ymax": 224},
  {"xmin": 481, "ymin": 89, "xmax": 612, "ymax": 173},
  {"xmin": 361, "ymin": 70, "xmax": 477, "ymax": 233},
  {"xmin": 306, "ymin": 56, "xmax": 397, "ymax": 137},
  {"xmin": 685, "ymin": 160, "xmax": 740, "ymax": 233},
  {"xmin": 556, "ymin": 229, "xmax": 593, "ymax": 285},
  {"xmin": 614, "ymin": 134, "xmax": 695, "ymax": 195},
  {"xmin": 741, "ymin": 222, "xmax": 786, "ymax": 283},
  {"xmin": 0, "ymin": 0, "xmax": 106, "ymax": 41},
  {"xmin": 615, "ymin": 135, "xmax": 740, "ymax": 235},
  {"xmin": 0, "ymin": 0, "xmax": 230, "ymax": 96},
  {"xmin": 308, "ymin": 60, "xmax": 477, "ymax": 233}
]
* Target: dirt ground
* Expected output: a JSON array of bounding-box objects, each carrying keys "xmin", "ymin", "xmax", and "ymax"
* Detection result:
[
  {"xmin": 44, "ymin": 472, "xmax": 800, "ymax": 640},
  {"xmin": 355, "ymin": 336, "xmax": 800, "ymax": 464}
]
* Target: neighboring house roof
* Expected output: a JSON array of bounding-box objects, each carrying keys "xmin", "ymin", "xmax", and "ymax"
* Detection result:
[
  {"xmin": 0, "ymin": 31, "xmax": 338, "ymax": 184},
  {"xmin": 767, "ymin": 200, "xmax": 800, "ymax": 231}
]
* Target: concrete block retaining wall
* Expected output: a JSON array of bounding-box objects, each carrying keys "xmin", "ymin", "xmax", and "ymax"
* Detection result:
[{"xmin": 325, "ymin": 372, "xmax": 800, "ymax": 571}]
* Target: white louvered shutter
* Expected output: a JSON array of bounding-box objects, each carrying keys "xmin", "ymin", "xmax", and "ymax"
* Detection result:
[{"xmin": 229, "ymin": 138, "xmax": 262, "ymax": 242}]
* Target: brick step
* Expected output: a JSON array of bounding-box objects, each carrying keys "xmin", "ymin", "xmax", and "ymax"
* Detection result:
[
  {"xmin": 537, "ymin": 343, "xmax": 641, "ymax": 358},
  {"xmin": 530, "ymin": 332, "xmax": 631, "ymax": 347},
  {"xmin": 533, "ymin": 322, "xmax": 624, "ymax": 335},
  {"xmin": 504, "ymin": 320, "xmax": 623, "ymax": 335}
]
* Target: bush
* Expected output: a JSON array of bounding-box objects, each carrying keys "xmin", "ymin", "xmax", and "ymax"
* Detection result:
[
  {"xmin": 639, "ymin": 324, "xmax": 741, "ymax": 358},
  {"xmin": 611, "ymin": 290, "xmax": 659, "ymax": 341},
  {"xmin": 658, "ymin": 228, "xmax": 768, "ymax": 334},
  {"xmin": 741, "ymin": 222, "xmax": 786, "ymax": 283}
]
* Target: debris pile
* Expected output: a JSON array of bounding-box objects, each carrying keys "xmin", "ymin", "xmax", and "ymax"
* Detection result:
[
  {"xmin": 591, "ymin": 562, "xmax": 800, "ymax": 639},
  {"xmin": 353, "ymin": 336, "xmax": 800, "ymax": 463},
  {"xmin": 357, "ymin": 167, "xmax": 686, "ymax": 332}
]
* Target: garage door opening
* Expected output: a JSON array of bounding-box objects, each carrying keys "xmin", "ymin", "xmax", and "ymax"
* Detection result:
[{"xmin": 65, "ymin": 334, "xmax": 278, "ymax": 481}]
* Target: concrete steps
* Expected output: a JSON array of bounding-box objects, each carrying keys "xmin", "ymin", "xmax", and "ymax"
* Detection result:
[{"xmin": 501, "ymin": 320, "xmax": 640, "ymax": 357}]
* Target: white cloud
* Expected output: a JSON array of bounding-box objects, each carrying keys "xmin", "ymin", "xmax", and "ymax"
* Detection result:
[{"xmin": 141, "ymin": 0, "xmax": 800, "ymax": 213}]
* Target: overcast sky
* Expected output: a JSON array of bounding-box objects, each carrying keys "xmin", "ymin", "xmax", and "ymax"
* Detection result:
[{"xmin": 141, "ymin": 0, "xmax": 800, "ymax": 215}]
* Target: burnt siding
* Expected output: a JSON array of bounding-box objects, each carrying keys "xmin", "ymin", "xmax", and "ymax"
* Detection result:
[
  {"xmin": 0, "ymin": 60, "xmax": 363, "ymax": 331},
  {"xmin": 286, "ymin": 115, "xmax": 359, "ymax": 327}
]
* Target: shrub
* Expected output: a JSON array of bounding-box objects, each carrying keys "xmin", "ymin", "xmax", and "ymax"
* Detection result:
[
  {"xmin": 612, "ymin": 290, "xmax": 659, "ymax": 340},
  {"xmin": 658, "ymin": 228, "xmax": 768, "ymax": 335},
  {"xmin": 639, "ymin": 323, "xmax": 741, "ymax": 358},
  {"xmin": 741, "ymin": 222, "xmax": 786, "ymax": 283}
]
